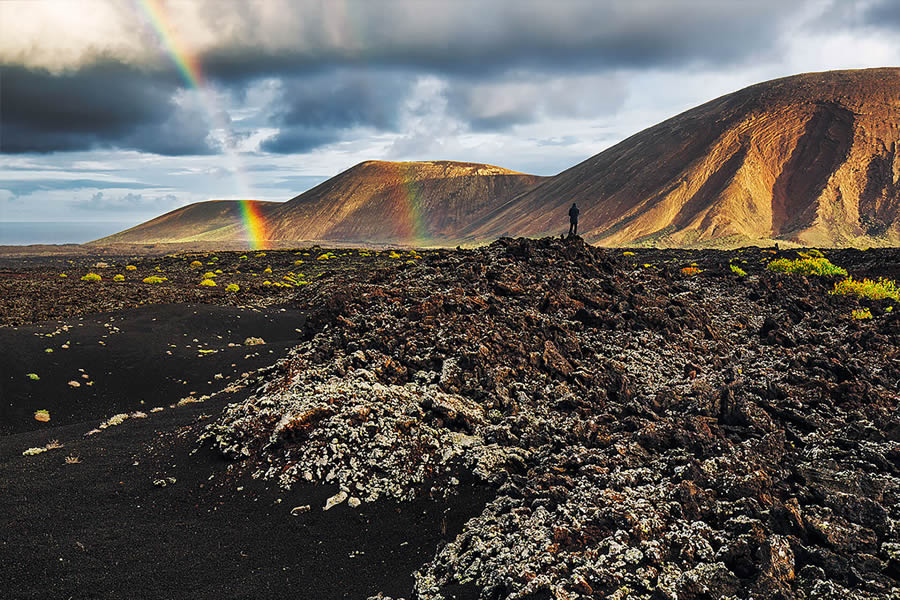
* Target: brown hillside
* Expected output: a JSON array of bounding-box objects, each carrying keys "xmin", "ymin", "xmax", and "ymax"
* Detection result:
[
  {"xmin": 463, "ymin": 67, "xmax": 900, "ymax": 247},
  {"xmin": 206, "ymin": 160, "xmax": 545, "ymax": 245},
  {"xmin": 91, "ymin": 200, "xmax": 280, "ymax": 244}
]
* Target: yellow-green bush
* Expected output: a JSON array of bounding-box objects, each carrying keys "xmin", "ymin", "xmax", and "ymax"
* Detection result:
[
  {"xmin": 225, "ymin": 283, "xmax": 240, "ymax": 292},
  {"xmin": 730, "ymin": 264, "xmax": 747, "ymax": 277},
  {"xmin": 190, "ymin": 260, "xmax": 203, "ymax": 269},
  {"xmin": 142, "ymin": 276, "xmax": 166, "ymax": 284},
  {"xmin": 199, "ymin": 279, "xmax": 216, "ymax": 287},
  {"xmin": 202, "ymin": 271, "xmax": 216, "ymax": 278},
  {"xmin": 766, "ymin": 257, "xmax": 847, "ymax": 277},
  {"xmin": 125, "ymin": 265, "xmax": 137, "ymax": 271},
  {"xmin": 59, "ymin": 273, "xmax": 68, "ymax": 278},
  {"xmin": 113, "ymin": 274, "xmax": 125, "ymax": 282},
  {"xmin": 851, "ymin": 308, "xmax": 873, "ymax": 320},
  {"xmin": 81, "ymin": 273, "xmax": 102, "ymax": 282},
  {"xmin": 622, "ymin": 251, "xmax": 635, "ymax": 256},
  {"xmin": 830, "ymin": 277, "xmax": 899, "ymax": 301}
]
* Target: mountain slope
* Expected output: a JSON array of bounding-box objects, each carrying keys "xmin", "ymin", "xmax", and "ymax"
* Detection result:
[
  {"xmin": 92, "ymin": 200, "xmax": 279, "ymax": 244},
  {"xmin": 199, "ymin": 160, "xmax": 545, "ymax": 245},
  {"xmin": 462, "ymin": 67, "xmax": 900, "ymax": 247}
]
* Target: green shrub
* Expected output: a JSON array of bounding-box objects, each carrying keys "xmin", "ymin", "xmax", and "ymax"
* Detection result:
[
  {"xmin": 806, "ymin": 249, "xmax": 824, "ymax": 258},
  {"xmin": 852, "ymin": 308, "xmax": 873, "ymax": 320},
  {"xmin": 202, "ymin": 271, "xmax": 216, "ymax": 279},
  {"xmin": 830, "ymin": 277, "xmax": 899, "ymax": 301},
  {"xmin": 189, "ymin": 260, "xmax": 203, "ymax": 268},
  {"xmin": 125, "ymin": 265, "xmax": 137, "ymax": 271},
  {"xmin": 81, "ymin": 273, "xmax": 102, "ymax": 282},
  {"xmin": 225, "ymin": 283, "xmax": 240, "ymax": 292},
  {"xmin": 142, "ymin": 276, "xmax": 166, "ymax": 284},
  {"xmin": 113, "ymin": 274, "xmax": 125, "ymax": 282},
  {"xmin": 730, "ymin": 264, "xmax": 747, "ymax": 277},
  {"xmin": 26, "ymin": 373, "xmax": 40, "ymax": 381},
  {"xmin": 766, "ymin": 257, "xmax": 847, "ymax": 277},
  {"xmin": 199, "ymin": 279, "xmax": 217, "ymax": 287}
]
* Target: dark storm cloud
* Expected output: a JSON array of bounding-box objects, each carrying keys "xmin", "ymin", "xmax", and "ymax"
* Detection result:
[
  {"xmin": 2, "ymin": 0, "xmax": 808, "ymax": 156},
  {"xmin": 0, "ymin": 63, "xmax": 215, "ymax": 155},
  {"xmin": 261, "ymin": 71, "xmax": 416, "ymax": 153},
  {"xmin": 864, "ymin": 0, "xmax": 900, "ymax": 28},
  {"xmin": 194, "ymin": 0, "xmax": 796, "ymax": 83}
]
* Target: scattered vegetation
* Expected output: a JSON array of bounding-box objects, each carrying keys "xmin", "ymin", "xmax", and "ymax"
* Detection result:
[
  {"xmin": 766, "ymin": 256, "xmax": 847, "ymax": 277},
  {"xmin": 26, "ymin": 373, "xmax": 40, "ymax": 381},
  {"xmin": 730, "ymin": 264, "xmax": 747, "ymax": 277},
  {"xmin": 81, "ymin": 273, "xmax": 102, "ymax": 282},
  {"xmin": 199, "ymin": 279, "xmax": 217, "ymax": 287},
  {"xmin": 830, "ymin": 277, "xmax": 899, "ymax": 301},
  {"xmin": 113, "ymin": 274, "xmax": 125, "ymax": 282},
  {"xmin": 202, "ymin": 271, "xmax": 216, "ymax": 278},
  {"xmin": 125, "ymin": 265, "xmax": 137, "ymax": 271},
  {"xmin": 59, "ymin": 273, "xmax": 67, "ymax": 278},
  {"xmin": 851, "ymin": 308, "xmax": 873, "ymax": 320},
  {"xmin": 190, "ymin": 260, "xmax": 203, "ymax": 268},
  {"xmin": 142, "ymin": 276, "xmax": 166, "ymax": 284},
  {"xmin": 225, "ymin": 283, "xmax": 240, "ymax": 292},
  {"xmin": 622, "ymin": 251, "xmax": 635, "ymax": 256}
]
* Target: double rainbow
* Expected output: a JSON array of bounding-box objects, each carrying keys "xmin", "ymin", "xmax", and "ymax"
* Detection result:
[{"xmin": 137, "ymin": 0, "xmax": 268, "ymax": 249}]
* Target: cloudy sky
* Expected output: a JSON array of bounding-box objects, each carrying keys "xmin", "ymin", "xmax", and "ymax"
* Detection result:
[{"xmin": 1, "ymin": 0, "xmax": 899, "ymax": 235}]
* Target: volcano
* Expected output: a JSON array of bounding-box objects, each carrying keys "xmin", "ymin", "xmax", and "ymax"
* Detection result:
[{"xmin": 463, "ymin": 67, "xmax": 900, "ymax": 247}]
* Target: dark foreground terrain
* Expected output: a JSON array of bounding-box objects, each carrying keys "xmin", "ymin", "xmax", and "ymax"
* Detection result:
[{"xmin": 1, "ymin": 239, "xmax": 898, "ymax": 599}]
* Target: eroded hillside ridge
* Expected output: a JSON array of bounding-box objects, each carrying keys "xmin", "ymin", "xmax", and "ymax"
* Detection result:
[
  {"xmin": 203, "ymin": 238, "xmax": 900, "ymax": 599},
  {"xmin": 463, "ymin": 68, "xmax": 900, "ymax": 248}
]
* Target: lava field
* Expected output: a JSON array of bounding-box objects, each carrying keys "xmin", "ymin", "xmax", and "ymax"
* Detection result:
[{"xmin": 198, "ymin": 237, "xmax": 900, "ymax": 599}]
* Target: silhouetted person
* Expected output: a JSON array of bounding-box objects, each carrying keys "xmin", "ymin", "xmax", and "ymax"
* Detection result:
[{"xmin": 568, "ymin": 203, "xmax": 580, "ymax": 237}]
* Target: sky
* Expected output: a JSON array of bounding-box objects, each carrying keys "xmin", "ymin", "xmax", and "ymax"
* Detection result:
[{"xmin": 1, "ymin": 0, "xmax": 899, "ymax": 233}]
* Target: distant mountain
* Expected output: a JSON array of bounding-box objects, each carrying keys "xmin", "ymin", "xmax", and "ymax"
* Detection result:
[
  {"xmin": 201, "ymin": 160, "xmax": 544, "ymax": 245},
  {"xmin": 463, "ymin": 67, "xmax": 900, "ymax": 247},
  {"xmin": 97, "ymin": 161, "xmax": 545, "ymax": 246},
  {"xmin": 92, "ymin": 200, "xmax": 279, "ymax": 244}
]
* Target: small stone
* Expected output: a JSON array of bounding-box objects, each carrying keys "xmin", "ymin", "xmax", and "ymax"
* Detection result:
[{"xmin": 324, "ymin": 490, "xmax": 348, "ymax": 511}]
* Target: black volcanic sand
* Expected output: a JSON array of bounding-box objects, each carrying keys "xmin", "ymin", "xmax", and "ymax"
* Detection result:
[
  {"xmin": 0, "ymin": 302, "xmax": 490, "ymax": 600},
  {"xmin": 0, "ymin": 388, "xmax": 491, "ymax": 600},
  {"xmin": 0, "ymin": 303, "xmax": 304, "ymax": 435}
]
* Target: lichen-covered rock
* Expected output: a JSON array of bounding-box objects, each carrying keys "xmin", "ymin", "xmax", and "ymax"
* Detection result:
[{"xmin": 200, "ymin": 238, "xmax": 900, "ymax": 599}]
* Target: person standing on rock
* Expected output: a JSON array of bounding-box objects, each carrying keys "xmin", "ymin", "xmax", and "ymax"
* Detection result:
[{"xmin": 568, "ymin": 202, "xmax": 580, "ymax": 238}]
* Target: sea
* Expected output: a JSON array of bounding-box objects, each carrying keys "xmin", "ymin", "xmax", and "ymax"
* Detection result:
[{"xmin": 0, "ymin": 221, "xmax": 136, "ymax": 246}]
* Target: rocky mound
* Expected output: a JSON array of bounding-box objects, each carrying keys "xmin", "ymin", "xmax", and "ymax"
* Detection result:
[
  {"xmin": 463, "ymin": 68, "xmax": 900, "ymax": 248},
  {"xmin": 202, "ymin": 237, "xmax": 900, "ymax": 599}
]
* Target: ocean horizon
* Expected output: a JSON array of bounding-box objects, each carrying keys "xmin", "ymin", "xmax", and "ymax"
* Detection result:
[{"xmin": 0, "ymin": 221, "xmax": 137, "ymax": 246}]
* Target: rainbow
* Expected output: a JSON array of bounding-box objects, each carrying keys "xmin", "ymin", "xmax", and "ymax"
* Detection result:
[
  {"xmin": 396, "ymin": 163, "xmax": 428, "ymax": 245},
  {"xmin": 137, "ymin": 0, "xmax": 267, "ymax": 249}
]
